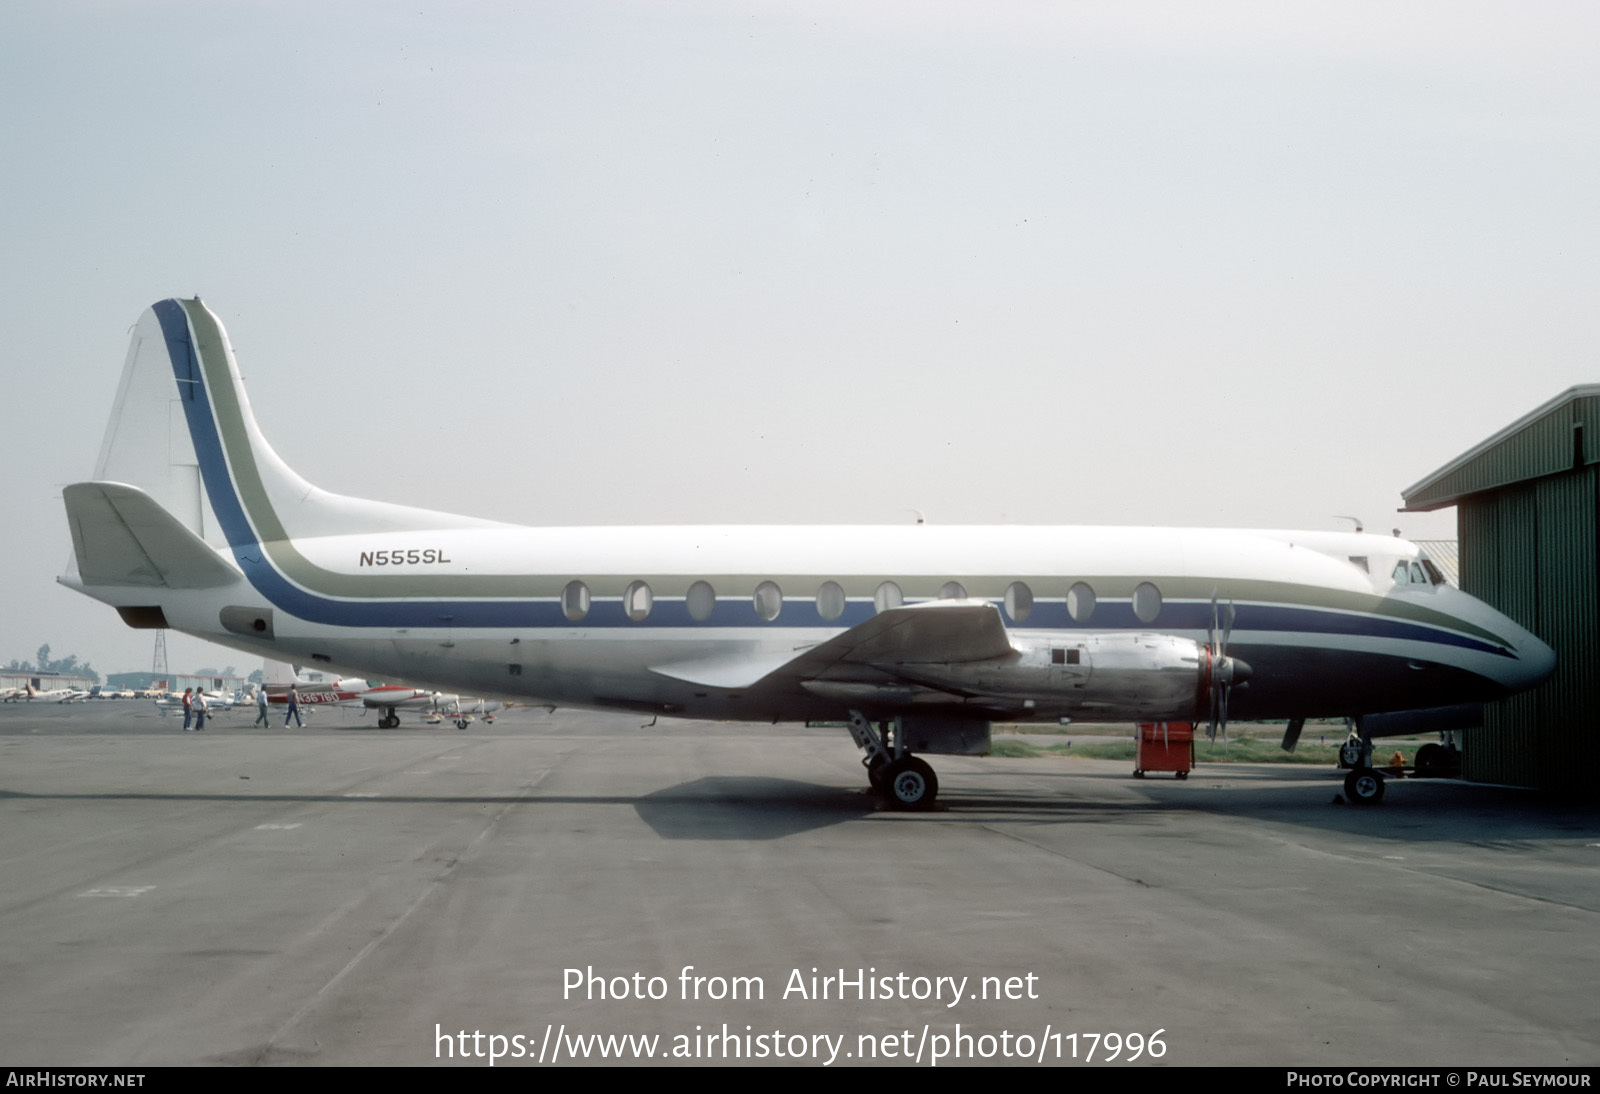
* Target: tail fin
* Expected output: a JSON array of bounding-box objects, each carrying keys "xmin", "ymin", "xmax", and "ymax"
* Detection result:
[
  {"xmin": 89, "ymin": 298, "xmax": 500, "ymax": 552},
  {"xmin": 261, "ymin": 659, "xmax": 300, "ymax": 686}
]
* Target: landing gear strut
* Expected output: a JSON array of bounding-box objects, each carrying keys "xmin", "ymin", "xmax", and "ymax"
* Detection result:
[
  {"xmin": 848, "ymin": 710, "xmax": 939, "ymax": 810},
  {"xmin": 1340, "ymin": 716, "xmax": 1384, "ymax": 805}
]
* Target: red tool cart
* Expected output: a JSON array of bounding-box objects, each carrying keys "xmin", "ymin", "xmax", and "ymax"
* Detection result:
[{"xmin": 1134, "ymin": 722, "xmax": 1194, "ymax": 779}]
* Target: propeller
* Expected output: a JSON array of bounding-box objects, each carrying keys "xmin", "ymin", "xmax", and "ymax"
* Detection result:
[{"xmin": 1206, "ymin": 591, "xmax": 1251, "ymax": 745}]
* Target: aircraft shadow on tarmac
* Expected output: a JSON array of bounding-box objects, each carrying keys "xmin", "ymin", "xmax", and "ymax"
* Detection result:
[
  {"xmin": 0, "ymin": 767, "xmax": 1590, "ymax": 846},
  {"xmin": 633, "ymin": 777, "xmax": 877, "ymax": 839}
]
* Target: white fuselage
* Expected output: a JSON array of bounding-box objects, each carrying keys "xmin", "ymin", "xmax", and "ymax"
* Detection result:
[{"xmin": 60, "ymin": 298, "xmax": 1558, "ymax": 740}]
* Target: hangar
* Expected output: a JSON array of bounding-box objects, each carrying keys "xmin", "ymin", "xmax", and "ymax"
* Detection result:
[{"xmin": 1403, "ymin": 385, "xmax": 1600, "ymax": 797}]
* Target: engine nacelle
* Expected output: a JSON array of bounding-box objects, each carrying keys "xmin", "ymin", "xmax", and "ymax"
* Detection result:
[{"xmin": 897, "ymin": 631, "xmax": 1206, "ymax": 721}]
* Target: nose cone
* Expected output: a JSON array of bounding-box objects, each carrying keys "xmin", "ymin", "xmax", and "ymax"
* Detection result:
[
  {"xmin": 1441, "ymin": 587, "xmax": 1556, "ymax": 696},
  {"xmin": 1504, "ymin": 628, "xmax": 1557, "ymax": 694}
]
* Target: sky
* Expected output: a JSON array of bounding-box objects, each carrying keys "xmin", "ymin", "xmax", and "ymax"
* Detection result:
[{"xmin": 2, "ymin": 1, "xmax": 1597, "ymax": 677}]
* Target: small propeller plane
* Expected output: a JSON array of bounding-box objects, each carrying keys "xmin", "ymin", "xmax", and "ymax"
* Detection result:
[
  {"xmin": 59, "ymin": 299, "xmax": 1555, "ymax": 808},
  {"xmin": 259, "ymin": 661, "xmax": 499, "ymax": 729}
]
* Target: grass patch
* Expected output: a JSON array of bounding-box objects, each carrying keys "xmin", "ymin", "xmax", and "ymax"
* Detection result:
[{"xmin": 992, "ymin": 733, "xmax": 1423, "ymax": 767}]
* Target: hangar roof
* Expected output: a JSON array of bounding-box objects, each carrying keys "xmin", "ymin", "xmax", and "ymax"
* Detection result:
[{"xmin": 1402, "ymin": 384, "xmax": 1600, "ymax": 512}]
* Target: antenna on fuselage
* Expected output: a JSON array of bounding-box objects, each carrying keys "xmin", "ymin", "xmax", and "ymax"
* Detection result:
[{"xmin": 1335, "ymin": 516, "xmax": 1365, "ymax": 533}]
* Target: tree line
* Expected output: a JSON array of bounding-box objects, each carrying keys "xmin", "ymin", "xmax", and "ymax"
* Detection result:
[{"xmin": 4, "ymin": 644, "xmax": 99, "ymax": 684}]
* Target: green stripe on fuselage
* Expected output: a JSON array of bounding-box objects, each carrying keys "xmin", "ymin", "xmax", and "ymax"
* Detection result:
[{"xmin": 178, "ymin": 301, "xmax": 1511, "ymax": 649}]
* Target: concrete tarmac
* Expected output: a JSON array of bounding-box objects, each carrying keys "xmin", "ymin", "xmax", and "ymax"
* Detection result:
[{"xmin": 0, "ymin": 702, "xmax": 1596, "ymax": 1067}]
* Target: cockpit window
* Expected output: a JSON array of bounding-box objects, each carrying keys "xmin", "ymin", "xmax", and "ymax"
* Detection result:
[{"xmin": 1391, "ymin": 559, "xmax": 1441, "ymax": 588}]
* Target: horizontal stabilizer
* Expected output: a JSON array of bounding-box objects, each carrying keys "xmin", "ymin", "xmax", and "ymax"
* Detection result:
[{"xmin": 63, "ymin": 482, "xmax": 240, "ymax": 589}]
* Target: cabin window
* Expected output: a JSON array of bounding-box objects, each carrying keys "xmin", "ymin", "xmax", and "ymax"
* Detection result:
[
  {"xmin": 874, "ymin": 581, "xmax": 903, "ymax": 614},
  {"xmin": 1132, "ymin": 581, "xmax": 1162, "ymax": 622},
  {"xmin": 939, "ymin": 581, "xmax": 967, "ymax": 600},
  {"xmin": 1410, "ymin": 562, "xmax": 1427, "ymax": 585},
  {"xmin": 753, "ymin": 581, "xmax": 783, "ymax": 621},
  {"xmin": 1348, "ymin": 556, "xmax": 1369, "ymax": 573},
  {"xmin": 685, "ymin": 580, "xmax": 716, "ymax": 622},
  {"xmin": 624, "ymin": 580, "xmax": 653, "ymax": 622},
  {"xmin": 1420, "ymin": 558, "xmax": 1448, "ymax": 586},
  {"xmin": 1066, "ymin": 581, "xmax": 1096, "ymax": 623},
  {"xmin": 816, "ymin": 581, "xmax": 846, "ymax": 622},
  {"xmin": 562, "ymin": 580, "xmax": 591, "ymax": 622},
  {"xmin": 1392, "ymin": 561, "xmax": 1410, "ymax": 585},
  {"xmin": 1005, "ymin": 581, "xmax": 1033, "ymax": 623}
]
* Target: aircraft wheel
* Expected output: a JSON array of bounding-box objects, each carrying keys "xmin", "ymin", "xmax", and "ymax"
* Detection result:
[
  {"xmin": 1175, "ymin": 771, "xmax": 1188, "ymax": 781},
  {"xmin": 1132, "ymin": 769, "xmax": 1145, "ymax": 779},
  {"xmin": 1414, "ymin": 743, "xmax": 1444, "ymax": 778},
  {"xmin": 1344, "ymin": 768, "xmax": 1385, "ymax": 805},
  {"xmin": 456, "ymin": 719, "xmax": 469, "ymax": 730},
  {"xmin": 1339, "ymin": 741, "xmax": 1367, "ymax": 769},
  {"xmin": 864, "ymin": 755, "xmax": 887, "ymax": 790},
  {"xmin": 881, "ymin": 756, "xmax": 938, "ymax": 811}
]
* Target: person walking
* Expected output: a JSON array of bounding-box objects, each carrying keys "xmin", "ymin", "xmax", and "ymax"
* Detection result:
[
  {"xmin": 181, "ymin": 687, "xmax": 193, "ymax": 730},
  {"xmin": 285, "ymin": 685, "xmax": 302, "ymax": 727},
  {"xmin": 253, "ymin": 686, "xmax": 270, "ymax": 728}
]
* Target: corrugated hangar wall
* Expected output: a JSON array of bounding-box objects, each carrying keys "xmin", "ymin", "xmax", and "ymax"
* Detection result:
[{"xmin": 1405, "ymin": 386, "xmax": 1600, "ymax": 797}]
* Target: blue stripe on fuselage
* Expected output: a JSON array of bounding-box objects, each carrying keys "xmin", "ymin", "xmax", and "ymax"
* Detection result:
[{"xmin": 149, "ymin": 300, "xmax": 1508, "ymax": 659}]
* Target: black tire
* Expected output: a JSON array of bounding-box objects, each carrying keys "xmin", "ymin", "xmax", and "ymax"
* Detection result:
[
  {"xmin": 1414, "ymin": 743, "xmax": 1444, "ymax": 778},
  {"xmin": 1344, "ymin": 767, "xmax": 1385, "ymax": 805},
  {"xmin": 881, "ymin": 756, "xmax": 938, "ymax": 811},
  {"xmin": 1175, "ymin": 770, "xmax": 1188, "ymax": 781},
  {"xmin": 864, "ymin": 755, "xmax": 887, "ymax": 790},
  {"xmin": 1339, "ymin": 741, "xmax": 1367, "ymax": 769}
]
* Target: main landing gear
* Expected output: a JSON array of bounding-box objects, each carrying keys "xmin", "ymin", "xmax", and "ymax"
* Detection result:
[
  {"xmin": 848, "ymin": 711, "xmax": 939, "ymax": 810},
  {"xmin": 377, "ymin": 708, "xmax": 401, "ymax": 729}
]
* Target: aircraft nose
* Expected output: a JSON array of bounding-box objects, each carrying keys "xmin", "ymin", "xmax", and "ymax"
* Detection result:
[
  {"xmin": 1438, "ymin": 586, "xmax": 1556, "ymax": 695},
  {"xmin": 1506, "ymin": 629, "xmax": 1556, "ymax": 692}
]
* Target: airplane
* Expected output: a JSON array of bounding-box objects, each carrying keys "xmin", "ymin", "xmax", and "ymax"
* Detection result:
[
  {"xmin": 16, "ymin": 683, "xmax": 82, "ymax": 703},
  {"xmin": 59, "ymin": 298, "xmax": 1556, "ymax": 808},
  {"xmin": 259, "ymin": 661, "xmax": 500, "ymax": 728},
  {"xmin": 152, "ymin": 688, "xmax": 239, "ymax": 715}
]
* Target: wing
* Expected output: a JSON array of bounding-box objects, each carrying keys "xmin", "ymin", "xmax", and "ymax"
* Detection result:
[{"xmin": 649, "ymin": 600, "xmax": 1014, "ymax": 694}]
